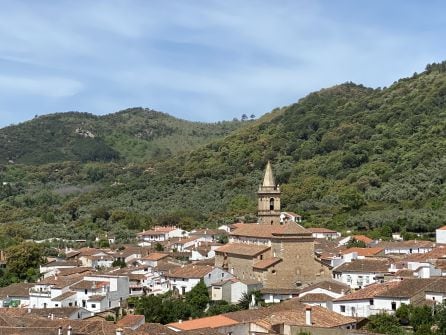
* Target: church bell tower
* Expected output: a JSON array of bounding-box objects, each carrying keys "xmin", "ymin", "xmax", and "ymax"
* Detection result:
[{"xmin": 258, "ymin": 161, "xmax": 281, "ymax": 225}]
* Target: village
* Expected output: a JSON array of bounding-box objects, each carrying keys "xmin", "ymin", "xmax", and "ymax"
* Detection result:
[{"xmin": 0, "ymin": 162, "xmax": 444, "ymax": 335}]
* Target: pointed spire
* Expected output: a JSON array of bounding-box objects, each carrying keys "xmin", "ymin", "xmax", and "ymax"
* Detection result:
[{"xmin": 262, "ymin": 161, "xmax": 276, "ymax": 187}]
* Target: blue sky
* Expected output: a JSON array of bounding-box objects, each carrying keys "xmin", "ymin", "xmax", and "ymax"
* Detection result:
[{"xmin": 0, "ymin": 0, "xmax": 445, "ymax": 127}]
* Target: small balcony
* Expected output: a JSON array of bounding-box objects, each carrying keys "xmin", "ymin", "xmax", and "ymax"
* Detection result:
[{"xmin": 29, "ymin": 288, "xmax": 51, "ymax": 297}]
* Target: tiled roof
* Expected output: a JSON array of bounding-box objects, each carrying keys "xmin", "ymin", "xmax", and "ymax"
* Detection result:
[
  {"xmin": 168, "ymin": 315, "xmax": 238, "ymax": 331},
  {"xmin": 172, "ymin": 236, "xmax": 200, "ymax": 245},
  {"xmin": 143, "ymin": 253, "xmax": 169, "ymax": 261},
  {"xmin": 56, "ymin": 267, "xmax": 92, "ymax": 277},
  {"xmin": 376, "ymin": 278, "xmax": 439, "ymax": 298},
  {"xmin": 70, "ymin": 280, "xmax": 108, "ymax": 290},
  {"xmin": 403, "ymin": 246, "xmax": 446, "ymax": 262},
  {"xmin": 437, "ymin": 225, "xmax": 446, "ymax": 231},
  {"xmin": 299, "ymin": 280, "xmax": 350, "ymax": 295},
  {"xmin": 42, "ymin": 260, "xmax": 80, "ymax": 267},
  {"xmin": 425, "ymin": 278, "xmax": 446, "ymax": 293},
  {"xmin": 116, "ymin": 314, "xmax": 145, "ymax": 328},
  {"xmin": 230, "ymin": 223, "xmax": 311, "ymax": 239},
  {"xmin": 299, "ymin": 293, "xmax": 334, "ymax": 302},
  {"xmin": 334, "ymin": 281, "xmax": 401, "ymax": 301},
  {"xmin": 38, "ymin": 275, "xmax": 83, "ymax": 289},
  {"xmin": 88, "ymin": 294, "xmax": 106, "ymax": 301},
  {"xmin": 51, "ymin": 291, "xmax": 76, "ymax": 301},
  {"xmin": 333, "ymin": 259, "xmax": 390, "ymax": 273},
  {"xmin": 253, "ymin": 257, "xmax": 282, "ymax": 270},
  {"xmin": 215, "ymin": 243, "xmax": 270, "ymax": 257},
  {"xmin": 340, "ymin": 247, "xmax": 384, "ymax": 257},
  {"xmin": 0, "ymin": 283, "xmax": 34, "ymax": 298},
  {"xmin": 167, "ymin": 265, "xmax": 214, "ymax": 279},
  {"xmin": 138, "ymin": 226, "xmax": 177, "ymax": 235},
  {"xmin": 393, "ymin": 269, "xmax": 415, "ymax": 278},
  {"xmin": 259, "ymin": 287, "xmax": 300, "ymax": 294},
  {"xmin": 351, "ymin": 235, "xmax": 373, "ymax": 244}
]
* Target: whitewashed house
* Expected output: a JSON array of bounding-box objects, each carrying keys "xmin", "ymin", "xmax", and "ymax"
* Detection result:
[
  {"xmin": 333, "ymin": 278, "xmax": 440, "ymax": 318},
  {"xmin": 376, "ymin": 240, "xmax": 434, "ymax": 255},
  {"xmin": 166, "ymin": 265, "xmax": 233, "ymax": 295},
  {"xmin": 29, "ymin": 274, "xmax": 129, "ymax": 313},
  {"xmin": 0, "ymin": 283, "xmax": 33, "ymax": 307},
  {"xmin": 40, "ymin": 260, "xmax": 80, "ymax": 278},
  {"xmin": 137, "ymin": 226, "xmax": 187, "ymax": 243},
  {"xmin": 211, "ymin": 278, "xmax": 262, "ymax": 304},
  {"xmin": 280, "ymin": 211, "xmax": 303, "ymax": 223},
  {"xmin": 332, "ymin": 258, "xmax": 391, "ymax": 289},
  {"xmin": 307, "ymin": 228, "xmax": 341, "ymax": 239}
]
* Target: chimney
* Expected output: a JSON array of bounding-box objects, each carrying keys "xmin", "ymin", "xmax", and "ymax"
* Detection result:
[
  {"xmin": 51, "ymin": 313, "xmax": 54, "ymax": 320},
  {"xmin": 67, "ymin": 326, "xmax": 72, "ymax": 335},
  {"xmin": 116, "ymin": 328, "xmax": 124, "ymax": 335},
  {"xmin": 305, "ymin": 306, "xmax": 312, "ymax": 326},
  {"xmin": 58, "ymin": 326, "xmax": 62, "ymax": 335}
]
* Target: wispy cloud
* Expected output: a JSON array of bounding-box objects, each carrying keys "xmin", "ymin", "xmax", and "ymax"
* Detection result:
[
  {"xmin": 0, "ymin": 75, "xmax": 83, "ymax": 98},
  {"xmin": 0, "ymin": 0, "xmax": 445, "ymax": 126}
]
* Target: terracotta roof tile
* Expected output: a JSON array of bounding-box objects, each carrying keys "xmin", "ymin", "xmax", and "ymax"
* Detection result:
[
  {"xmin": 340, "ymin": 247, "xmax": 384, "ymax": 257},
  {"xmin": 334, "ymin": 281, "xmax": 401, "ymax": 301},
  {"xmin": 167, "ymin": 265, "xmax": 214, "ymax": 279},
  {"xmin": 351, "ymin": 235, "xmax": 373, "ymax": 244},
  {"xmin": 253, "ymin": 257, "xmax": 282, "ymax": 270},
  {"xmin": 0, "ymin": 283, "xmax": 34, "ymax": 299},
  {"xmin": 168, "ymin": 315, "xmax": 238, "ymax": 331},
  {"xmin": 215, "ymin": 243, "xmax": 270, "ymax": 257},
  {"xmin": 143, "ymin": 253, "xmax": 169, "ymax": 261},
  {"xmin": 299, "ymin": 293, "xmax": 334, "ymax": 302},
  {"xmin": 333, "ymin": 258, "xmax": 390, "ymax": 274},
  {"xmin": 299, "ymin": 280, "xmax": 350, "ymax": 295}
]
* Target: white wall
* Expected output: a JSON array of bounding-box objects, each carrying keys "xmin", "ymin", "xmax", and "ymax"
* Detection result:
[
  {"xmin": 333, "ymin": 272, "xmax": 377, "ymax": 289},
  {"xmin": 436, "ymin": 229, "xmax": 446, "ymax": 244}
]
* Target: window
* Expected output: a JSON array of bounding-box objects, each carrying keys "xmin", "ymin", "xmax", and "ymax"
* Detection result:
[
  {"xmin": 370, "ymin": 299, "xmax": 374, "ymax": 305},
  {"xmin": 260, "ymin": 255, "xmax": 263, "ymax": 260},
  {"xmin": 91, "ymin": 304, "xmax": 96, "ymax": 308},
  {"xmin": 340, "ymin": 305, "xmax": 346, "ymax": 313},
  {"xmin": 55, "ymin": 304, "xmax": 58, "ymax": 307},
  {"xmin": 221, "ymin": 273, "xmax": 224, "ymax": 278},
  {"xmin": 269, "ymin": 198, "xmax": 275, "ymax": 210},
  {"xmin": 68, "ymin": 302, "xmax": 73, "ymax": 307},
  {"xmin": 84, "ymin": 289, "xmax": 88, "ymax": 294},
  {"xmin": 391, "ymin": 302, "xmax": 397, "ymax": 310}
]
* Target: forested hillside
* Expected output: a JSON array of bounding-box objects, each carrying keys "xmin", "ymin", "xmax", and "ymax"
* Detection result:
[
  {"xmin": 0, "ymin": 108, "xmax": 242, "ymax": 164},
  {"xmin": 1, "ymin": 62, "xmax": 446, "ymax": 244}
]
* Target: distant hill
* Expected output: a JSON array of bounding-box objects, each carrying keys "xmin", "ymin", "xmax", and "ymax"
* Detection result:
[
  {"xmin": 1, "ymin": 62, "xmax": 445, "ymax": 242},
  {"xmin": 0, "ymin": 108, "xmax": 243, "ymax": 164}
]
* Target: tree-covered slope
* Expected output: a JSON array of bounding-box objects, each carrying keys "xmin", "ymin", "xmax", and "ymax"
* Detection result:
[
  {"xmin": 0, "ymin": 108, "xmax": 243, "ymax": 164},
  {"xmin": 1, "ymin": 62, "xmax": 445, "ymax": 242}
]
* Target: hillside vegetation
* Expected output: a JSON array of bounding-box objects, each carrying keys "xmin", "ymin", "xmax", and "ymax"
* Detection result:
[
  {"xmin": 0, "ymin": 108, "xmax": 242, "ymax": 164},
  {"xmin": 0, "ymin": 62, "xmax": 446, "ymax": 244}
]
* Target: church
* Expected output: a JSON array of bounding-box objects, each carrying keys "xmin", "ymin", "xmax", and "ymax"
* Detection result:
[{"xmin": 215, "ymin": 162, "xmax": 331, "ymax": 289}]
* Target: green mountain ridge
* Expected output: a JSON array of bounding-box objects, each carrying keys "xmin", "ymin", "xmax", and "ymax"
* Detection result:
[
  {"xmin": 1, "ymin": 61, "xmax": 446, "ymax": 242},
  {"xmin": 0, "ymin": 108, "xmax": 244, "ymax": 164}
]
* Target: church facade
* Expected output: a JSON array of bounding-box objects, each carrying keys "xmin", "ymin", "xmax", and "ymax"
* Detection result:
[{"xmin": 215, "ymin": 162, "xmax": 331, "ymax": 289}]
